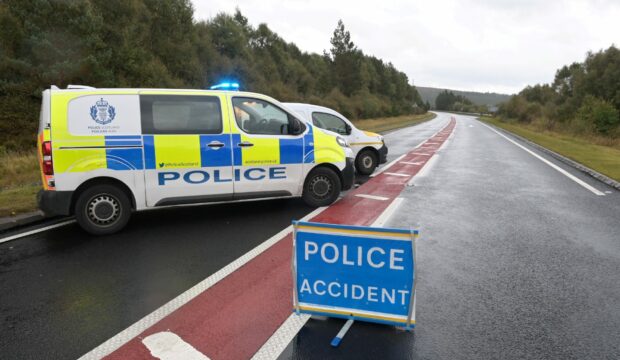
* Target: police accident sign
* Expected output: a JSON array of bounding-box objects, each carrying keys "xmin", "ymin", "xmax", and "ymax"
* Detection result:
[{"xmin": 292, "ymin": 221, "xmax": 418, "ymax": 328}]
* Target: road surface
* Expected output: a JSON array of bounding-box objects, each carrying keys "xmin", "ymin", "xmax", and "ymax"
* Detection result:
[{"xmin": 1, "ymin": 112, "xmax": 618, "ymax": 360}]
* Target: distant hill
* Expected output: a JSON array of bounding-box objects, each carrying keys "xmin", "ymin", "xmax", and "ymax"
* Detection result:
[{"xmin": 417, "ymin": 86, "xmax": 511, "ymax": 108}]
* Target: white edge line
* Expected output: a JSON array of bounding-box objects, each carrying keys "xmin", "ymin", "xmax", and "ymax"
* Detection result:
[
  {"xmin": 478, "ymin": 121, "xmax": 605, "ymax": 196},
  {"xmin": 407, "ymin": 154, "xmax": 440, "ymax": 186},
  {"xmin": 0, "ymin": 220, "xmax": 76, "ymax": 244},
  {"xmin": 78, "ymin": 206, "xmax": 327, "ymax": 360},
  {"xmin": 250, "ymin": 197, "xmax": 404, "ymax": 359}
]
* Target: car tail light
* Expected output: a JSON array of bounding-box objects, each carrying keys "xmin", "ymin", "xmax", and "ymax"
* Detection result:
[{"xmin": 42, "ymin": 141, "xmax": 53, "ymax": 175}]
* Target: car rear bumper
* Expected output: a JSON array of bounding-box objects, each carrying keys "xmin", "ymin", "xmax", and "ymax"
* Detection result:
[
  {"xmin": 378, "ymin": 145, "xmax": 388, "ymax": 164},
  {"xmin": 342, "ymin": 158, "xmax": 355, "ymax": 190},
  {"xmin": 37, "ymin": 190, "xmax": 73, "ymax": 216}
]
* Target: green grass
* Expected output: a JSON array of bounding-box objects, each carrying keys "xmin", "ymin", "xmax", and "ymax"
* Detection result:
[
  {"xmin": 0, "ymin": 151, "xmax": 41, "ymax": 217},
  {"xmin": 352, "ymin": 112, "xmax": 437, "ymax": 133},
  {"xmin": 0, "ymin": 112, "xmax": 437, "ymax": 217},
  {"xmin": 479, "ymin": 116, "xmax": 620, "ymax": 182}
]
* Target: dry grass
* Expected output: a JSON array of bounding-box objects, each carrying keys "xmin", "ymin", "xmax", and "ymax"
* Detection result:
[
  {"xmin": 0, "ymin": 151, "xmax": 41, "ymax": 217},
  {"xmin": 353, "ymin": 112, "xmax": 437, "ymax": 133}
]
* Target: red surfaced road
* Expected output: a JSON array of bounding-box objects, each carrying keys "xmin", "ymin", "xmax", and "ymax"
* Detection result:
[{"xmin": 105, "ymin": 119, "xmax": 456, "ymax": 360}]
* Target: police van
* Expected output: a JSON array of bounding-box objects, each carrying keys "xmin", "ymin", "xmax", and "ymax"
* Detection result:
[
  {"xmin": 285, "ymin": 103, "xmax": 387, "ymax": 175},
  {"xmin": 37, "ymin": 86, "xmax": 354, "ymax": 235}
]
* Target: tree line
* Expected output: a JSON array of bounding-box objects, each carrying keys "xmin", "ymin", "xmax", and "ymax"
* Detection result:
[
  {"xmin": 0, "ymin": 0, "xmax": 426, "ymax": 152},
  {"xmin": 434, "ymin": 90, "xmax": 487, "ymax": 113},
  {"xmin": 498, "ymin": 46, "xmax": 620, "ymax": 138}
]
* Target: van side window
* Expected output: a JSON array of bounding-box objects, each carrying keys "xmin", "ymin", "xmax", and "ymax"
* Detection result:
[
  {"xmin": 312, "ymin": 112, "xmax": 348, "ymax": 135},
  {"xmin": 232, "ymin": 97, "xmax": 304, "ymax": 135},
  {"xmin": 140, "ymin": 95, "xmax": 222, "ymax": 134}
]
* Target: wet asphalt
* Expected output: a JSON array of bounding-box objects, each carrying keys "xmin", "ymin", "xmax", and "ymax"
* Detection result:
[
  {"xmin": 1, "ymin": 113, "xmax": 619, "ymax": 360},
  {"xmin": 279, "ymin": 113, "xmax": 620, "ymax": 360}
]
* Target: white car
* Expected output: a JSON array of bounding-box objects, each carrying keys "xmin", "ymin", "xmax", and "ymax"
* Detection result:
[{"xmin": 285, "ymin": 103, "xmax": 388, "ymax": 175}]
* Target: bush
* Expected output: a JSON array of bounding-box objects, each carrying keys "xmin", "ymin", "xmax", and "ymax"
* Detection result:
[{"xmin": 577, "ymin": 96, "xmax": 620, "ymax": 135}]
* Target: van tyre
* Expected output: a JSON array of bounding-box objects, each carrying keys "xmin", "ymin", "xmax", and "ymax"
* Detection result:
[
  {"xmin": 356, "ymin": 149, "xmax": 378, "ymax": 175},
  {"xmin": 74, "ymin": 184, "xmax": 132, "ymax": 235},
  {"xmin": 302, "ymin": 167, "xmax": 341, "ymax": 207}
]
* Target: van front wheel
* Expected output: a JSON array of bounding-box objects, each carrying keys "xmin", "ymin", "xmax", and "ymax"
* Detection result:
[
  {"xmin": 302, "ymin": 167, "xmax": 342, "ymax": 207},
  {"xmin": 74, "ymin": 184, "xmax": 132, "ymax": 235}
]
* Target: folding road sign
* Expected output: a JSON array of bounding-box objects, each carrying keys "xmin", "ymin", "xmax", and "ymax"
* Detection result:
[{"xmin": 292, "ymin": 221, "xmax": 418, "ymax": 329}]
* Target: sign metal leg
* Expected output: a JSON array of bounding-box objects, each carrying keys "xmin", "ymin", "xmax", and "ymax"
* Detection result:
[{"xmin": 330, "ymin": 319, "xmax": 354, "ymax": 347}]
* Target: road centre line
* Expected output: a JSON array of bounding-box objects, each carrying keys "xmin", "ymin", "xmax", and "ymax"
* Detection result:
[
  {"xmin": 250, "ymin": 197, "xmax": 405, "ymax": 360},
  {"xmin": 0, "ymin": 219, "xmax": 75, "ymax": 244},
  {"xmin": 355, "ymin": 194, "xmax": 390, "ymax": 201},
  {"xmin": 478, "ymin": 121, "xmax": 605, "ymax": 196},
  {"xmin": 78, "ymin": 206, "xmax": 327, "ymax": 360}
]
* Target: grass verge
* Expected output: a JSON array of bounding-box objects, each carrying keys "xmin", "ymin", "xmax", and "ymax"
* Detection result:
[
  {"xmin": 479, "ymin": 116, "xmax": 620, "ymax": 182},
  {"xmin": 353, "ymin": 112, "xmax": 437, "ymax": 133},
  {"xmin": 0, "ymin": 112, "xmax": 437, "ymax": 217}
]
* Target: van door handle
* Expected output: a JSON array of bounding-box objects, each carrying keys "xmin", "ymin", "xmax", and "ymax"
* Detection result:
[
  {"xmin": 238, "ymin": 141, "xmax": 254, "ymax": 147},
  {"xmin": 207, "ymin": 141, "xmax": 225, "ymax": 149}
]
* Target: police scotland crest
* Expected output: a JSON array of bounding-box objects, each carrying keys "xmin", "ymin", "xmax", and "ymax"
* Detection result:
[{"xmin": 90, "ymin": 98, "xmax": 116, "ymax": 125}]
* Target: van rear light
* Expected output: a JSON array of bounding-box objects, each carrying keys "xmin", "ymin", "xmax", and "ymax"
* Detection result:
[{"xmin": 42, "ymin": 141, "xmax": 53, "ymax": 175}]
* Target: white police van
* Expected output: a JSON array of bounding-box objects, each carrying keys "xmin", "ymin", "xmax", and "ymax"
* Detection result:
[
  {"xmin": 37, "ymin": 86, "xmax": 355, "ymax": 235},
  {"xmin": 285, "ymin": 103, "xmax": 388, "ymax": 175}
]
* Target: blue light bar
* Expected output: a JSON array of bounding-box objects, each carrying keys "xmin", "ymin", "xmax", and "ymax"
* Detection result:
[{"xmin": 209, "ymin": 82, "xmax": 240, "ymax": 90}]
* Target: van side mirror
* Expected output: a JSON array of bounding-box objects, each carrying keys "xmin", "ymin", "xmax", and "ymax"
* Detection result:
[
  {"xmin": 289, "ymin": 118, "xmax": 304, "ymax": 135},
  {"xmin": 345, "ymin": 124, "xmax": 352, "ymax": 135}
]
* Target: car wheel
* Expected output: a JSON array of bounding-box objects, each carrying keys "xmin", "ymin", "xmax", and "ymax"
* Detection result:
[
  {"xmin": 356, "ymin": 149, "xmax": 378, "ymax": 175},
  {"xmin": 302, "ymin": 167, "xmax": 342, "ymax": 207},
  {"xmin": 74, "ymin": 184, "xmax": 132, "ymax": 235}
]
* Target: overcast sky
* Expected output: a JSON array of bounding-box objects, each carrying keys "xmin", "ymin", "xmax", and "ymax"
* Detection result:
[{"xmin": 192, "ymin": 0, "xmax": 620, "ymax": 94}]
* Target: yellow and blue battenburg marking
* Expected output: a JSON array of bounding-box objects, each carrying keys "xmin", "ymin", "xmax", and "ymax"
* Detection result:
[{"xmin": 104, "ymin": 135, "xmax": 144, "ymax": 170}]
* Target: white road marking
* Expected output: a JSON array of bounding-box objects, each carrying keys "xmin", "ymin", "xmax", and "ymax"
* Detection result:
[
  {"xmin": 143, "ymin": 332, "xmax": 209, "ymax": 360},
  {"xmin": 384, "ymin": 172, "xmax": 410, "ymax": 177},
  {"xmin": 78, "ymin": 206, "xmax": 327, "ymax": 360},
  {"xmin": 355, "ymin": 194, "xmax": 390, "ymax": 201},
  {"xmin": 250, "ymin": 197, "xmax": 405, "ymax": 359},
  {"xmin": 400, "ymin": 161, "xmax": 423, "ymax": 165},
  {"xmin": 407, "ymin": 154, "xmax": 439, "ymax": 186},
  {"xmin": 370, "ymin": 154, "xmax": 405, "ymax": 177},
  {"xmin": 0, "ymin": 220, "xmax": 75, "ymax": 244},
  {"xmin": 479, "ymin": 121, "xmax": 605, "ymax": 196}
]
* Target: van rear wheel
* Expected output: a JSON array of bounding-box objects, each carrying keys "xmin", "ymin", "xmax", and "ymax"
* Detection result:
[
  {"xmin": 356, "ymin": 149, "xmax": 378, "ymax": 175},
  {"xmin": 74, "ymin": 184, "xmax": 131, "ymax": 235},
  {"xmin": 302, "ymin": 167, "xmax": 341, "ymax": 207}
]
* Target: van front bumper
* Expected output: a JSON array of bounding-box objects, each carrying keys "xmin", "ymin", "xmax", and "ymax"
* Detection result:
[
  {"xmin": 378, "ymin": 145, "xmax": 388, "ymax": 164},
  {"xmin": 342, "ymin": 158, "xmax": 355, "ymax": 190},
  {"xmin": 37, "ymin": 190, "xmax": 73, "ymax": 216}
]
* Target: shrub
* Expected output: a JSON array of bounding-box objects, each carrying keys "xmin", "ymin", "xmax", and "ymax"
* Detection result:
[{"xmin": 577, "ymin": 96, "xmax": 620, "ymax": 135}]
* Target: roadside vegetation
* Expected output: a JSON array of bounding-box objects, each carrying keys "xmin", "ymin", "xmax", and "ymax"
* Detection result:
[
  {"xmin": 0, "ymin": 0, "xmax": 429, "ymax": 154},
  {"xmin": 486, "ymin": 45, "xmax": 620, "ymax": 182},
  {"xmin": 480, "ymin": 116, "xmax": 620, "ymax": 182},
  {"xmin": 434, "ymin": 90, "xmax": 488, "ymax": 113}
]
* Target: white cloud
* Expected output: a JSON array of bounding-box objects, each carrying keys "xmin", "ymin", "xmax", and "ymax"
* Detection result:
[{"xmin": 191, "ymin": 0, "xmax": 620, "ymax": 94}]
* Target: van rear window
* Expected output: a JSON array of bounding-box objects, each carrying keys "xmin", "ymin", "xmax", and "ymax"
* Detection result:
[{"xmin": 140, "ymin": 95, "xmax": 222, "ymax": 134}]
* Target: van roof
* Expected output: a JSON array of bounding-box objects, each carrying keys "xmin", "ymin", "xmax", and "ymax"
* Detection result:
[{"xmin": 49, "ymin": 86, "xmax": 271, "ymax": 99}]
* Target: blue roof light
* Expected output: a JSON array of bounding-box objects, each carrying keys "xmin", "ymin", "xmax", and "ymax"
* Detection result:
[{"xmin": 210, "ymin": 82, "xmax": 240, "ymax": 90}]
